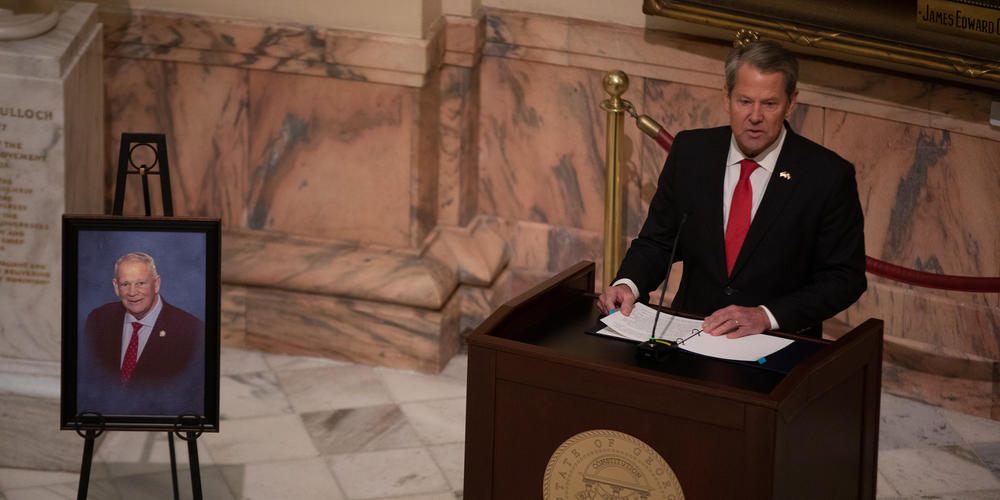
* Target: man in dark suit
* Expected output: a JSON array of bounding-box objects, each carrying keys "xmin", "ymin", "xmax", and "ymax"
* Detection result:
[
  {"xmin": 78, "ymin": 251, "xmax": 205, "ymax": 416},
  {"xmin": 598, "ymin": 40, "xmax": 866, "ymax": 338}
]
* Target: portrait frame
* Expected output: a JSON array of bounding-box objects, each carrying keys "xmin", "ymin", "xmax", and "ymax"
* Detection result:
[
  {"xmin": 60, "ymin": 215, "xmax": 221, "ymax": 432},
  {"xmin": 643, "ymin": 0, "xmax": 1000, "ymax": 91}
]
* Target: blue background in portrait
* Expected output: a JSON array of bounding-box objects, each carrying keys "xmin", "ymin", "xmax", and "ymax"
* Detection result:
[{"xmin": 77, "ymin": 230, "xmax": 206, "ymax": 333}]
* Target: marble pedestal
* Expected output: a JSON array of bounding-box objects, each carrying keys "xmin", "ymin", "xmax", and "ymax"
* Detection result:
[{"xmin": 0, "ymin": 2, "xmax": 103, "ymax": 470}]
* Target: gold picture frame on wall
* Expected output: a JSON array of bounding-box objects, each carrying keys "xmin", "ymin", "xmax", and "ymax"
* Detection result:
[{"xmin": 643, "ymin": 0, "xmax": 1000, "ymax": 90}]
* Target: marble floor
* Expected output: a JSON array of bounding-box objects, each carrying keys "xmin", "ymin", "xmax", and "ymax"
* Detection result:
[{"xmin": 1, "ymin": 347, "xmax": 999, "ymax": 499}]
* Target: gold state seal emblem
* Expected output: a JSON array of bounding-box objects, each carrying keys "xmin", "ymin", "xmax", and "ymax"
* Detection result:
[{"xmin": 543, "ymin": 429, "xmax": 683, "ymax": 500}]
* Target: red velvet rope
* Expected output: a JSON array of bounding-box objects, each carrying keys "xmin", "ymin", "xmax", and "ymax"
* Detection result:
[
  {"xmin": 864, "ymin": 257, "xmax": 1000, "ymax": 293},
  {"xmin": 646, "ymin": 124, "xmax": 1000, "ymax": 293}
]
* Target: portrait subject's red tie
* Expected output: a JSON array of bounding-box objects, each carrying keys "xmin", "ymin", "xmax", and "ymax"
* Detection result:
[
  {"xmin": 121, "ymin": 321, "xmax": 141, "ymax": 384},
  {"xmin": 725, "ymin": 159, "xmax": 758, "ymax": 275}
]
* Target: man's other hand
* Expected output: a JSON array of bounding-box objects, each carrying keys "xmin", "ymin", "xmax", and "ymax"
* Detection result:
[
  {"xmin": 597, "ymin": 284, "xmax": 636, "ymax": 316},
  {"xmin": 703, "ymin": 305, "xmax": 770, "ymax": 338}
]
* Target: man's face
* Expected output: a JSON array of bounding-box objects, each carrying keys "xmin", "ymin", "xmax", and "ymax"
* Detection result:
[
  {"xmin": 113, "ymin": 261, "xmax": 161, "ymax": 320},
  {"xmin": 724, "ymin": 64, "xmax": 797, "ymax": 157}
]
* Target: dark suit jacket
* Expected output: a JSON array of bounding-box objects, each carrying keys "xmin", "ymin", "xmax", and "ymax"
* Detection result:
[
  {"xmin": 616, "ymin": 125, "xmax": 867, "ymax": 335},
  {"xmin": 78, "ymin": 298, "xmax": 205, "ymax": 416}
]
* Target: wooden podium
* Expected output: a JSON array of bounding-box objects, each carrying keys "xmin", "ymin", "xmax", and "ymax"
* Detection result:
[{"xmin": 464, "ymin": 261, "xmax": 882, "ymax": 499}]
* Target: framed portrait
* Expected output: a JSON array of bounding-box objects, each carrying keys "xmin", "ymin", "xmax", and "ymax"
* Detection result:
[
  {"xmin": 60, "ymin": 216, "xmax": 221, "ymax": 432},
  {"xmin": 643, "ymin": 0, "xmax": 1000, "ymax": 91}
]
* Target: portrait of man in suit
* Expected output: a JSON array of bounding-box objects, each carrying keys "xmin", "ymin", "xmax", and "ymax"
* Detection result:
[
  {"xmin": 77, "ymin": 251, "xmax": 205, "ymax": 416},
  {"xmin": 598, "ymin": 39, "xmax": 867, "ymax": 339}
]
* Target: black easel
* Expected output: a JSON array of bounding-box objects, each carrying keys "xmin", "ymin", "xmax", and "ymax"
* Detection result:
[
  {"xmin": 112, "ymin": 133, "xmax": 174, "ymax": 217},
  {"xmin": 74, "ymin": 133, "xmax": 202, "ymax": 500}
]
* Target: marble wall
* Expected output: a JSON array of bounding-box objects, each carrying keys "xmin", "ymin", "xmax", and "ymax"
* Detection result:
[
  {"xmin": 0, "ymin": 2, "xmax": 105, "ymax": 470},
  {"xmin": 101, "ymin": 8, "xmax": 502, "ymax": 373},
  {"xmin": 99, "ymin": 7, "xmax": 1000, "ymax": 417}
]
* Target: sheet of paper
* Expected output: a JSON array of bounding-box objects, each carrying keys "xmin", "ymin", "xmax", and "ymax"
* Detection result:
[
  {"xmin": 599, "ymin": 303, "xmax": 703, "ymax": 342},
  {"xmin": 676, "ymin": 331, "xmax": 793, "ymax": 361},
  {"xmin": 598, "ymin": 303, "xmax": 794, "ymax": 361}
]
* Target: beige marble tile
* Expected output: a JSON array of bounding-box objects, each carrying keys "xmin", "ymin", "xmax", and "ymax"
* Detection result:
[
  {"xmin": 220, "ymin": 347, "xmax": 270, "ymax": 377},
  {"xmin": 275, "ymin": 364, "xmax": 392, "ymax": 413},
  {"xmin": 219, "ymin": 371, "xmax": 294, "ymax": 419},
  {"xmin": 0, "ymin": 394, "xmax": 83, "ymax": 471},
  {"xmin": 878, "ymin": 393, "xmax": 964, "ymax": 451},
  {"xmin": 3, "ymin": 479, "xmax": 118, "ymax": 500},
  {"xmin": 382, "ymin": 494, "xmax": 461, "ymax": 500},
  {"xmin": 400, "ymin": 398, "xmax": 466, "ymax": 445},
  {"xmin": 112, "ymin": 466, "xmax": 235, "ymax": 499},
  {"xmin": 427, "ymin": 443, "xmax": 465, "ymax": 492},
  {"xmin": 104, "ymin": 57, "xmax": 248, "ymax": 224},
  {"xmin": 200, "ymin": 414, "xmax": 318, "ymax": 464},
  {"xmin": 93, "ymin": 430, "xmax": 213, "ymax": 478},
  {"xmin": 264, "ymin": 352, "xmax": 352, "ymax": 372},
  {"xmin": 376, "ymin": 366, "xmax": 466, "ymax": 403},
  {"xmin": 0, "ymin": 468, "xmax": 89, "ymax": 491},
  {"xmin": 439, "ymin": 353, "xmax": 468, "ymax": 381},
  {"xmin": 944, "ymin": 409, "xmax": 1000, "ymax": 445},
  {"xmin": 246, "ymin": 70, "xmax": 415, "ymax": 246},
  {"xmin": 327, "ymin": 448, "xmax": 451, "ymax": 499},
  {"xmin": 879, "ymin": 447, "xmax": 1000, "ymax": 496},
  {"xmin": 875, "ymin": 471, "xmax": 900, "ymax": 498},
  {"xmin": 219, "ymin": 457, "xmax": 346, "ymax": 500},
  {"xmin": 300, "ymin": 405, "xmax": 422, "ymax": 454}
]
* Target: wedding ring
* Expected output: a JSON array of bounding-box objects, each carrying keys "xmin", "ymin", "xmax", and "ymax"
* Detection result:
[{"xmin": 734, "ymin": 319, "xmax": 740, "ymax": 327}]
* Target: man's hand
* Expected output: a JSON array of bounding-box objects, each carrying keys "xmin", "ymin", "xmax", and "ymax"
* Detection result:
[
  {"xmin": 597, "ymin": 284, "xmax": 636, "ymax": 316},
  {"xmin": 702, "ymin": 305, "xmax": 770, "ymax": 338}
]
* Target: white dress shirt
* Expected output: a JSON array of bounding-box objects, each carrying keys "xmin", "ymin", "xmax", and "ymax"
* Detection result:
[{"xmin": 120, "ymin": 295, "xmax": 164, "ymax": 367}]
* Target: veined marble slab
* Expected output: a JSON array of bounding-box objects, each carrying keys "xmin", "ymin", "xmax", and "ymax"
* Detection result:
[{"xmin": 0, "ymin": 2, "xmax": 103, "ymax": 362}]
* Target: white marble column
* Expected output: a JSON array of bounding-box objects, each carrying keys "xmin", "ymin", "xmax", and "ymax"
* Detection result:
[{"xmin": 0, "ymin": 2, "xmax": 103, "ymax": 470}]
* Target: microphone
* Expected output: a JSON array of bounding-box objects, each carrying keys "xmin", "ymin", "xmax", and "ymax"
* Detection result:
[{"xmin": 636, "ymin": 212, "xmax": 688, "ymax": 363}]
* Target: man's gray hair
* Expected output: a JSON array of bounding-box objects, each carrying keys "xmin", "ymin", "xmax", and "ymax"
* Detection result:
[
  {"xmin": 114, "ymin": 251, "xmax": 158, "ymax": 278},
  {"xmin": 724, "ymin": 40, "xmax": 798, "ymax": 97}
]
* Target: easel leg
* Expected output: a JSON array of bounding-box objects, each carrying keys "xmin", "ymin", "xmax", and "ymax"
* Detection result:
[
  {"xmin": 186, "ymin": 432, "xmax": 203, "ymax": 500},
  {"xmin": 168, "ymin": 432, "xmax": 180, "ymax": 500},
  {"xmin": 77, "ymin": 430, "xmax": 96, "ymax": 500}
]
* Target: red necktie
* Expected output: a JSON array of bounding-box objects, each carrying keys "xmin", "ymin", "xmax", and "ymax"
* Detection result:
[
  {"xmin": 725, "ymin": 159, "xmax": 758, "ymax": 275},
  {"xmin": 121, "ymin": 321, "xmax": 142, "ymax": 384}
]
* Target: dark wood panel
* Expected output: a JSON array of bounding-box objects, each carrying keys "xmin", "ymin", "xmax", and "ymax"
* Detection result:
[{"xmin": 464, "ymin": 262, "xmax": 882, "ymax": 499}]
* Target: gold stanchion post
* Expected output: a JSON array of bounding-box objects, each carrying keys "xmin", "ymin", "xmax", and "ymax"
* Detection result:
[{"xmin": 601, "ymin": 70, "xmax": 628, "ymax": 287}]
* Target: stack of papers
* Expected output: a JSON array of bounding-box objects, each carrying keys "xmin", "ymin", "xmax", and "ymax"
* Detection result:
[{"xmin": 597, "ymin": 303, "xmax": 794, "ymax": 362}]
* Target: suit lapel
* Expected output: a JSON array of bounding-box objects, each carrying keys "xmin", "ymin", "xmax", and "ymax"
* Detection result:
[
  {"xmin": 730, "ymin": 127, "xmax": 803, "ymax": 277},
  {"xmin": 95, "ymin": 305, "xmax": 127, "ymax": 374},
  {"xmin": 706, "ymin": 131, "xmax": 730, "ymax": 279}
]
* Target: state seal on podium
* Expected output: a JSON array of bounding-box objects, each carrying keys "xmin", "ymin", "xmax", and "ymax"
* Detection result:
[{"xmin": 543, "ymin": 429, "xmax": 683, "ymax": 499}]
